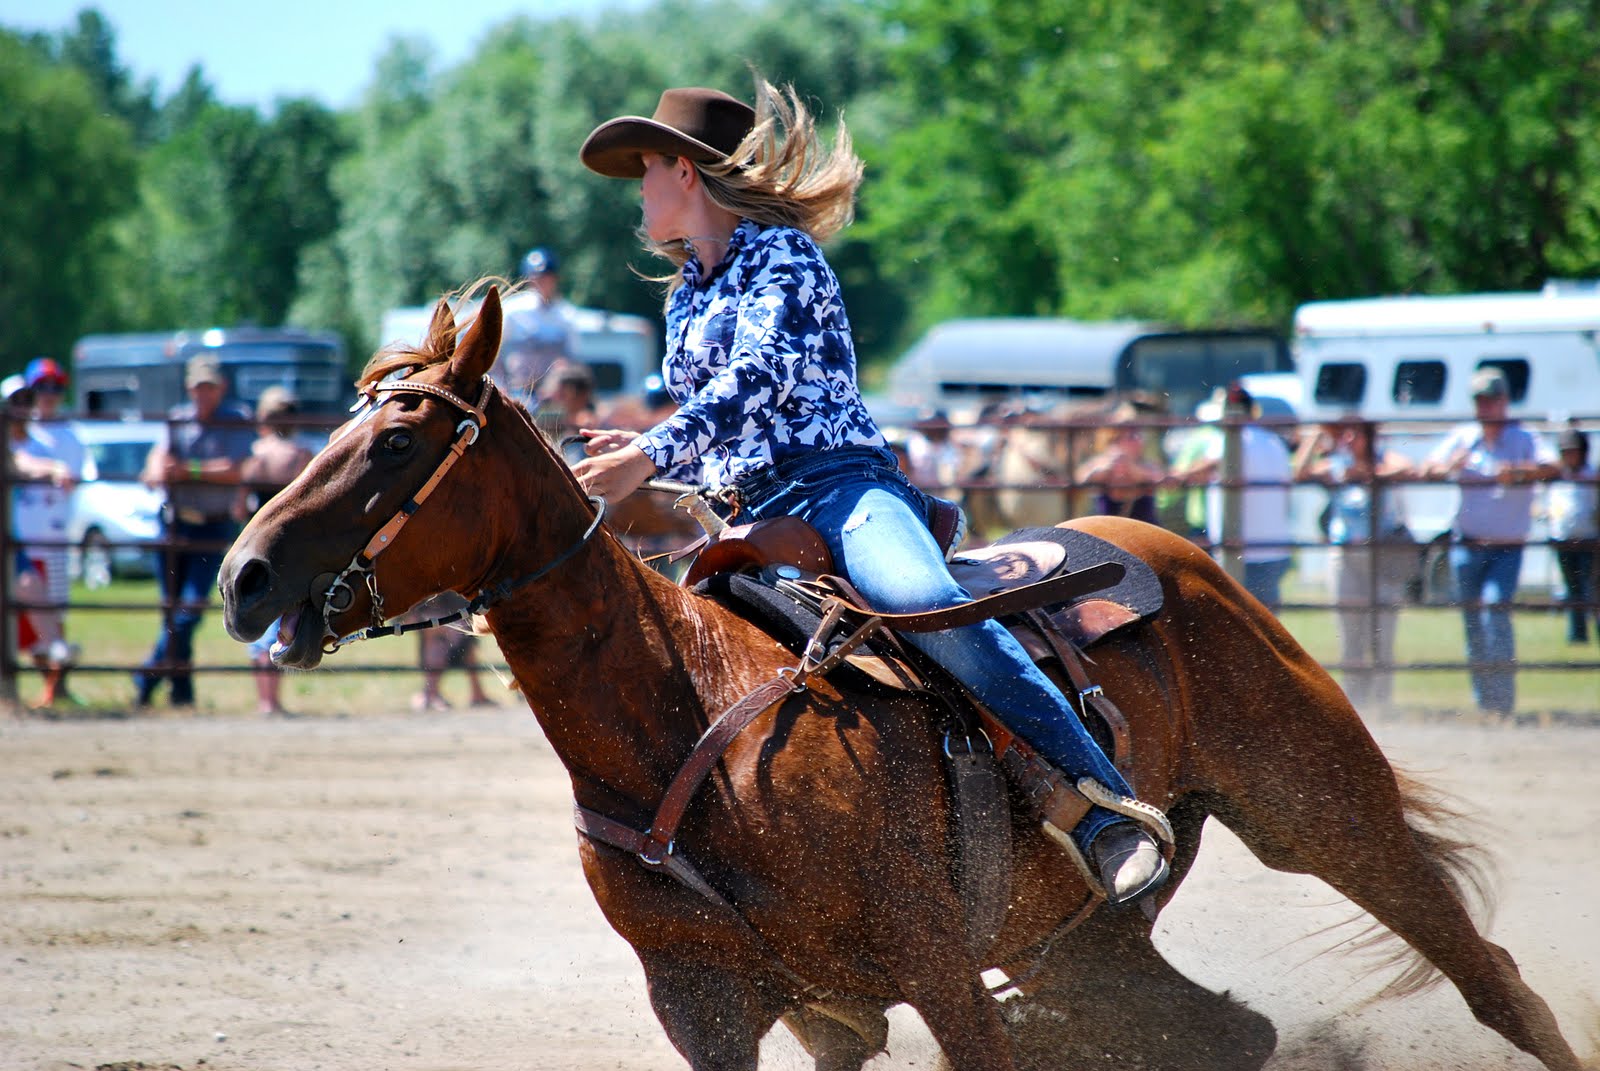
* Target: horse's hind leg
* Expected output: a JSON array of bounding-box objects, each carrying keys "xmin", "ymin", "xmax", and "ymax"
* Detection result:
[
  {"xmin": 1204, "ymin": 702, "xmax": 1583, "ymax": 1071},
  {"xmin": 997, "ymin": 800, "xmax": 1277, "ymax": 1071}
]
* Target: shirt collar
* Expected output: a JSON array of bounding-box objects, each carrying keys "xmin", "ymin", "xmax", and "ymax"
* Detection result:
[{"xmin": 682, "ymin": 219, "xmax": 760, "ymax": 289}]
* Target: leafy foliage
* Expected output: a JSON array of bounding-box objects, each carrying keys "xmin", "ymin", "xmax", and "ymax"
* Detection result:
[{"xmin": 4, "ymin": 1, "xmax": 1600, "ymax": 378}]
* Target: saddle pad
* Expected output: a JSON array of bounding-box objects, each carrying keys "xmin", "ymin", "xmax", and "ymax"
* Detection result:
[
  {"xmin": 947, "ymin": 541, "xmax": 1066, "ymax": 596},
  {"xmin": 995, "ymin": 525, "xmax": 1164, "ymax": 647}
]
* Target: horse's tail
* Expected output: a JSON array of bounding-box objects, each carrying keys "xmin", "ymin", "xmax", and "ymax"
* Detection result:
[{"xmin": 1323, "ymin": 767, "xmax": 1498, "ymax": 1002}]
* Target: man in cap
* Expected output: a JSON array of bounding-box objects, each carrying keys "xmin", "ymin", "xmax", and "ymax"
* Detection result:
[
  {"xmin": 497, "ymin": 245, "xmax": 578, "ymax": 396},
  {"xmin": 1422, "ymin": 367, "xmax": 1558, "ymax": 714},
  {"xmin": 135, "ymin": 354, "xmax": 253, "ymax": 707}
]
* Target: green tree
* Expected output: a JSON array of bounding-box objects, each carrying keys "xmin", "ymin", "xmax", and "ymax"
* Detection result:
[
  {"xmin": 863, "ymin": 0, "xmax": 1600, "ymax": 337},
  {"xmin": 103, "ymin": 96, "xmax": 350, "ymax": 331},
  {"xmin": 0, "ymin": 29, "xmax": 136, "ymax": 367},
  {"xmin": 46, "ymin": 8, "xmax": 159, "ymax": 144}
]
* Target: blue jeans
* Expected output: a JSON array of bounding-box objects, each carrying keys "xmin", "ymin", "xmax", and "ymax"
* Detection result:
[
  {"xmin": 734, "ymin": 446, "xmax": 1136, "ymax": 852},
  {"xmin": 1555, "ymin": 542, "xmax": 1597, "ymax": 643},
  {"xmin": 138, "ymin": 520, "xmax": 236, "ymax": 705},
  {"xmin": 1243, "ymin": 557, "xmax": 1291, "ymax": 611},
  {"xmin": 1449, "ymin": 543, "xmax": 1523, "ymax": 713}
]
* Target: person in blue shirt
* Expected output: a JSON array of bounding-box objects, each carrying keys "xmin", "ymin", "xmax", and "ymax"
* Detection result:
[
  {"xmin": 1421, "ymin": 368, "xmax": 1558, "ymax": 714},
  {"xmin": 571, "ymin": 80, "xmax": 1167, "ymax": 905}
]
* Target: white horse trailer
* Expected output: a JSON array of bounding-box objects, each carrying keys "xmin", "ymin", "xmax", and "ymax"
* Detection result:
[
  {"xmin": 885, "ymin": 317, "xmax": 1289, "ymax": 419},
  {"xmin": 1294, "ymin": 285, "xmax": 1600, "ymax": 426},
  {"xmin": 1293, "ymin": 283, "xmax": 1600, "ymax": 590}
]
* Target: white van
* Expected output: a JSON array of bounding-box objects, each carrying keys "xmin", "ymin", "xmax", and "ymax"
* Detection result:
[
  {"xmin": 885, "ymin": 317, "xmax": 1289, "ymax": 418},
  {"xmin": 377, "ymin": 303, "xmax": 658, "ymax": 400}
]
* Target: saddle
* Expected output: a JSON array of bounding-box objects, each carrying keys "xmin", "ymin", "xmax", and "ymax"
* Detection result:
[{"xmin": 576, "ymin": 515, "xmax": 1170, "ymax": 968}]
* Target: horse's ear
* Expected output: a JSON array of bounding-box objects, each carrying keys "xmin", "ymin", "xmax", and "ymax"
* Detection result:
[
  {"xmin": 428, "ymin": 297, "xmax": 457, "ymax": 361},
  {"xmin": 452, "ymin": 286, "xmax": 502, "ymax": 381}
]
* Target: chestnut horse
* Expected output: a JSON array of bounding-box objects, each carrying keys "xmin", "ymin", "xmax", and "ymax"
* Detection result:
[{"xmin": 219, "ymin": 289, "xmax": 1581, "ymax": 1071}]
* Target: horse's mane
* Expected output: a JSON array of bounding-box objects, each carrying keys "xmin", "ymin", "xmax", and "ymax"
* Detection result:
[
  {"xmin": 357, "ymin": 277, "xmax": 520, "ymax": 390},
  {"xmin": 351, "ymin": 276, "xmax": 606, "ymax": 529}
]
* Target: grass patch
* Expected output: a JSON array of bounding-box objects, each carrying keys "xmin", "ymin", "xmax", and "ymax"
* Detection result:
[
  {"xmin": 21, "ymin": 577, "xmax": 506, "ymax": 717},
  {"xmin": 14, "ymin": 567, "xmax": 1598, "ymax": 720}
]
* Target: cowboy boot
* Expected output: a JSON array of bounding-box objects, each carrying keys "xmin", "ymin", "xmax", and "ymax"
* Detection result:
[{"xmin": 1089, "ymin": 823, "xmax": 1169, "ymax": 906}]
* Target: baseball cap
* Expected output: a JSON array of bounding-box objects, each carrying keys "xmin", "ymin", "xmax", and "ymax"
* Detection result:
[
  {"xmin": 1470, "ymin": 367, "xmax": 1510, "ymax": 399},
  {"xmin": 24, "ymin": 357, "xmax": 68, "ymax": 389},
  {"xmin": 520, "ymin": 247, "xmax": 560, "ymax": 277},
  {"xmin": 254, "ymin": 385, "xmax": 298, "ymax": 421},
  {"xmin": 2, "ymin": 373, "xmax": 31, "ymax": 403},
  {"xmin": 186, "ymin": 355, "xmax": 226, "ymax": 388}
]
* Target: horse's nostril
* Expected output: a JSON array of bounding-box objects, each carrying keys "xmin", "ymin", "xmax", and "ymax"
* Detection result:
[{"xmin": 234, "ymin": 558, "xmax": 272, "ymax": 607}]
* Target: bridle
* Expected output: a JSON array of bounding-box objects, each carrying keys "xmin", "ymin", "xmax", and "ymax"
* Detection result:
[{"xmin": 318, "ymin": 368, "xmax": 606, "ymax": 652}]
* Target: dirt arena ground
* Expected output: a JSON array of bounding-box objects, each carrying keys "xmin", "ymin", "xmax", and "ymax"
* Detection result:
[{"xmin": 2, "ymin": 707, "xmax": 1595, "ymax": 1071}]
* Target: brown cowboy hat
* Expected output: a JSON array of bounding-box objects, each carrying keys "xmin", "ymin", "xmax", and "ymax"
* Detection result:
[{"xmin": 580, "ymin": 87, "xmax": 756, "ymax": 179}]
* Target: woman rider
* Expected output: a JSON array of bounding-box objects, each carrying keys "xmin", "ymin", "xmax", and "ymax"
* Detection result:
[{"xmin": 572, "ymin": 80, "xmax": 1168, "ymax": 906}]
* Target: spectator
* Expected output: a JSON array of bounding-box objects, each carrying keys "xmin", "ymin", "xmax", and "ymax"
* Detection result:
[
  {"xmin": 1293, "ymin": 416, "xmax": 1416, "ymax": 711},
  {"xmin": 1173, "ymin": 384, "xmax": 1293, "ymax": 610},
  {"xmin": 904, "ymin": 411, "xmax": 968, "ymax": 493},
  {"xmin": 535, "ymin": 360, "xmax": 599, "ymax": 441},
  {"xmin": 1160, "ymin": 388, "xmax": 1224, "ymax": 542},
  {"xmin": 497, "ymin": 246, "xmax": 578, "ymax": 396},
  {"xmin": 6, "ymin": 370, "xmax": 85, "ymax": 707},
  {"xmin": 1545, "ymin": 426, "xmax": 1598, "ymax": 645},
  {"xmin": 1420, "ymin": 368, "xmax": 1558, "ymax": 714},
  {"xmin": 235, "ymin": 387, "xmax": 314, "ymax": 715},
  {"xmin": 403, "ymin": 594, "xmax": 497, "ymax": 712},
  {"xmin": 135, "ymin": 356, "xmax": 253, "ymax": 708},
  {"xmin": 1075, "ymin": 403, "xmax": 1166, "ymax": 524},
  {"xmin": 599, "ymin": 373, "xmax": 678, "ymax": 437}
]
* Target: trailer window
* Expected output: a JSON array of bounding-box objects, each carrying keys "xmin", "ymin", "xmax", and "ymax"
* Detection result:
[
  {"xmin": 1476, "ymin": 357, "xmax": 1530, "ymax": 402},
  {"xmin": 1313, "ymin": 362, "xmax": 1366, "ymax": 406},
  {"xmin": 1393, "ymin": 360, "xmax": 1446, "ymax": 405}
]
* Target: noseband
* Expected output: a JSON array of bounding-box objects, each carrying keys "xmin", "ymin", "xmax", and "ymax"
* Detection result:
[{"xmin": 319, "ymin": 369, "xmax": 605, "ymax": 652}]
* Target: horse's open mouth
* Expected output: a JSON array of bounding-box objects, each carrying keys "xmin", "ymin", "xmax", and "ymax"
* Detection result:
[{"xmin": 270, "ymin": 602, "xmax": 326, "ymax": 670}]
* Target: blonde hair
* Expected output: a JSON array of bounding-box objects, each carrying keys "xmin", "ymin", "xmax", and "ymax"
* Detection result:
[{"xmin": 643, "ymin": 78, "xmax": 863, "ymax": 291}]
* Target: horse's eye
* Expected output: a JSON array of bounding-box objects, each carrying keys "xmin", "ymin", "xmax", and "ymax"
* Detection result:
[{"xmin": 382, "ymin": 430, "xmax": 414, "ymax": 455}]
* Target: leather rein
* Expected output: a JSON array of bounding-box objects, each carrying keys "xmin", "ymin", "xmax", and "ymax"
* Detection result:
[{"xmin": 319, "ymin": 370, "xmax": 606, "ymax": 652}]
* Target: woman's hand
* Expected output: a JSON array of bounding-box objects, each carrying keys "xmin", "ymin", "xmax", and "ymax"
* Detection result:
[
  {"xmin": 579, "ymin": 428, "xmax": 641, "ymax": 455},
  {"xmin": 571, "ymin": 438, "xmax": 657, "ymax": 501}
]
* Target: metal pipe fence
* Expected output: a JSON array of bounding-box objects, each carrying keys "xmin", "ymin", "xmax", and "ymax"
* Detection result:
[{"xmin": 3, "ymin": 409, "xmax": 1597, "ymax": 709}]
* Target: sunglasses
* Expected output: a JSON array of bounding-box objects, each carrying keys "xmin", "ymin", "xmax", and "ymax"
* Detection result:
[{"xmin": 32, "ymin": 383, "xmax": 66, "ymax": 394}]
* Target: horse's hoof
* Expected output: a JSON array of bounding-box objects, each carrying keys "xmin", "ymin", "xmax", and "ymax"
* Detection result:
[{"xmin": 1093, "ymin": 824, "xmax": 1169, "ymax": 906}]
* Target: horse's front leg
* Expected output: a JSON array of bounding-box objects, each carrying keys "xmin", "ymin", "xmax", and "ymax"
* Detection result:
[{"xmin": 638, "ymin": 951, "xmax": 787, "ymax": 1071}]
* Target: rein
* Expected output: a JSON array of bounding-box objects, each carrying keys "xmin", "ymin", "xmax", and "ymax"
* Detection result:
[{"xmin": 320, "ymin": 370, "xmax": 606, "ymax": 652}]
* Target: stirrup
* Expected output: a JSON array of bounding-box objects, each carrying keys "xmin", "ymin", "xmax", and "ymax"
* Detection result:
[
  {"xmin": 1040, "ymin": 778, "xmax": 1173, "ymax": 901},
  {"xmin": 1041, "ymin": 821, "xmax": 1109, "ymax": 900},
  {"xmin": 1075, "ymin": 777, "xmax": 1174, "ymax": 846}
]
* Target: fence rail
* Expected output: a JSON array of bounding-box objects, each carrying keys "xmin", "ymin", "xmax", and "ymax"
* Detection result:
[{"xmin": 3, "ymin": 410, "xmax": 1598, "ymax": 711}]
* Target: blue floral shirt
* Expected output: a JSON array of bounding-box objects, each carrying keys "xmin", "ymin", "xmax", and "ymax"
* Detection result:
[{"xmin": 634, "ymin": 219, "xmax": 885, "ymax": 487}]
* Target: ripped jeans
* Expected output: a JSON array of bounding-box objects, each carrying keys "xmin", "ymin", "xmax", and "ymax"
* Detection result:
[{"xmin": 732, "ymin": 445, "xmax": 1137, "ymax": 852}]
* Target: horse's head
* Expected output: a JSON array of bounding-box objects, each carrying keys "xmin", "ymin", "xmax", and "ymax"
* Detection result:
[{"xmin": 221, "ymin": 285, "xmax": 542, "ymax": 669}]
